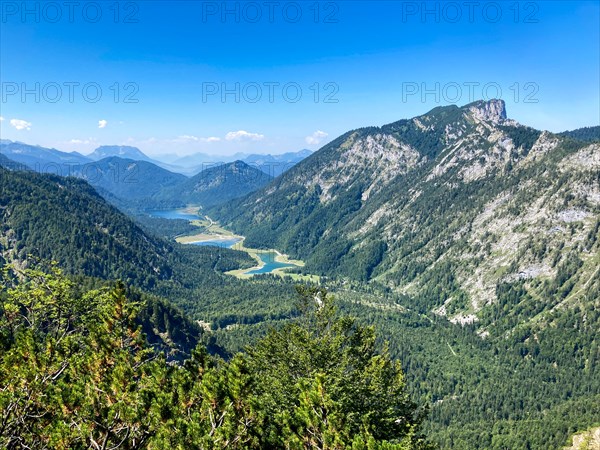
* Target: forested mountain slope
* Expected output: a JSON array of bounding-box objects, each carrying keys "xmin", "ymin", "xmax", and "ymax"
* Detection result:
[
  {"xmin": 74, "ymin": 155, "xmax": 188, "ymax": 207},
  {"xmin": 0, "ymin": 167, "xmax": 293, "ymax": 356},
  {"xmin": 0, "ymin": 153, "xmax": 28, "ymax": 170},
  {"xmin": 206, "ymin": 101, "xmax": 600, "ymax": 447},
  {"xmin": 0, "ymin": 168, "xmax": 175, "ymax": 287},
  {"xmin": 0, "ymin": 167, "xmax": 261, "ymax": 288},
  {"xmin": 0, "ymin": 271, "xmax": 431, "ymax": 449},
  {"xmin": 211, "ymin": 100, "xmax": 600, "ymax": 328},
  {"xmin": 0, "ymin": 168, "xmax": 262, "ymax": 359},
  {"xmin": 559, "ymin": 125, "xmax": 600, "ymax": 143},
  {"xmin": 158, "ymin": 160, "xmax": 273, "ymax": 208}
]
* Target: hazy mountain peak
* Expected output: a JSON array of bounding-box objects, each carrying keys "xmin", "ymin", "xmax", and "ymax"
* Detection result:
[
  {"xmin": 229, "ymin": 159, "xmax": 247, "ymax": 168},
  {"xmin": 294, "ymin": 149, "xmax": 313, "ymax": 157},
  {"xmin": 89, "ymin": 145, "xmax": 150, "ymax": 161}
]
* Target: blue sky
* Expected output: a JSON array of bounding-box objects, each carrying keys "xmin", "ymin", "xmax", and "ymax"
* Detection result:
[{"xmin": 1, "ymin": 1, "xmax": 599, "ymax": 156}]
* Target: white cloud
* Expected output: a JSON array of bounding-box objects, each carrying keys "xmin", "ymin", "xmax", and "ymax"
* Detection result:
[
  {"xmin": 174, "ymin": 135, "xmax": 220, "ymax": 143},
  {"xmin": 10, "ymin": 119, "xmax": 32, "ymax": 131},
  {"xmin": 177, "ymin": 135, "xmax": 200, "ymax": 142},
  {"xmin": 98, "ymin": 119, "xmax": 108, "ymax": 129},
  {"xmin": 305, "ymin": 130, "xmax": 328, "ymax": 146},
  {"xmin": 225, "ymin": 130, "xmax": 264, "ymax": 141},
  {"xmin": 0, "ymin": 116, "xmax": 4, "ymax": 122},
  {"xmin": 69, "ymin": 138, "xmax": 97, "ymax": 145}
]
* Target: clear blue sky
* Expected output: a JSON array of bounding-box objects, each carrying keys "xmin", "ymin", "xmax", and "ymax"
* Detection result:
[{"xmin": 1, "ymin": 1, "xmax": 598, "ymax": 156}]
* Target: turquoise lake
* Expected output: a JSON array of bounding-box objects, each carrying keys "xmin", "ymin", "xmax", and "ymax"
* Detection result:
[
  {"xmin": 148, "ymin": 209, "xmax": 199, "ymax": 221},
  {"xmin": 192, "ymin": 238, "xmax": 242, "ymax": 249},
  {"xmin": 147, "ymin": 209, "xmax": 297, "ymax": 275},
  {"xmin": 247, "ymin": 252, "xmax": 295, "ymax": 275}
]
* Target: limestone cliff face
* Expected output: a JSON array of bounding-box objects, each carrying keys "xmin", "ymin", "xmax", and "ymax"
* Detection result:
[{"xmin": 468, "ymin": 98, "xmax": 507, "ymax": 124}]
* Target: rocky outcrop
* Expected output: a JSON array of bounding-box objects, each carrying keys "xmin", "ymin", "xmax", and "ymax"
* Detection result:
[{"xmin": 468, "ymin": 99, "xmax": 507, "ymax": 124}]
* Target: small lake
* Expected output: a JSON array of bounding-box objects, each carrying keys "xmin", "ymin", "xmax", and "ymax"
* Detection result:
[
  {"xmin": 247, "ymin": 252, "xmax": 296, "ymax": 275},
  {"xmin": 149, "ymin": 208, "xmax": 300, "ymax": 275},
  {"xmin": 192, "ymin": 238, "xmax": 242, "ymax": 249},
  {"xmin": 148, "ymin": 209, "xmax": 199, "ymax": 221}
]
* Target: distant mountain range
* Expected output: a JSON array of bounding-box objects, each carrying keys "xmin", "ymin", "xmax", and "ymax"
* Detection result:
[
  {"xmin": 0, "ymin": 141, "xmax": 89, "ymax": 171},
  {"xmin": 0, "ymin": 140, "xmax": 311, "ymax": 177},
  {"xmin": 88, "ymin": 145, "xmax": 155, "ymax": 162},
  {"xmin": 0, "ymin": 141, "xmax": 310, "ymax": 210},
  {"xmin": 163, "ymin": 149, "xmax": 313, "ymax": 177},
  {"xmin": 238, "ymin": 149, "xmax": 314, "ymax": 177}
]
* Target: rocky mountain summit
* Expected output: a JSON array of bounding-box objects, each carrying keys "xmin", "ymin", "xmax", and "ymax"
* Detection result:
[{"xmin": 468, "ymin": 98, "xmax": 508, "ymax": 124}]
